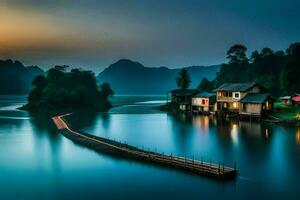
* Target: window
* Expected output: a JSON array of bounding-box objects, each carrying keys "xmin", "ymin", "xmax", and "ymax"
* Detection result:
[
  {"xmin": 233, "ymin": 92, "xmax": 240, "ymax": 99},
  {"xmin": 202, "ymin": 99, "xmax": 206, "ymax": 104}
]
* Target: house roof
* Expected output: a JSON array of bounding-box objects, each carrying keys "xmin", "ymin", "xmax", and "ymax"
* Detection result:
[
  {"xmin": 240, "ymin": 93, "xmax": 271, "ymax": 104},
  {"xmin": 170, "ymin": 89, "xmax": 197, "ymax": 96},
  {"xmin": 194, "ymin": 92, "xmax": 216, "ymax": 98},
  {"xmin": 279, "ymin": 96, "xmax": 291, "ymax": 100},
  {"xmin": 216, "ymin": 82, "xmax": 260, "ymax": 92},
  {"xmin": 292, "ymin": 95, "xmax": 300, "ymax": 102}
]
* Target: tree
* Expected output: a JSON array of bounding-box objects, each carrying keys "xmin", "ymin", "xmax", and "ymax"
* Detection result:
[
  {"xmin": 286, "ymin": 42, "xmax": 300, "ymax": 57},
  {"xmin": 23, "ymin": 67, "xmax": 113, "ymax": 112},
  {"xmin": 280, "ymin": 61, "xmax": 300, "ymax": 94},
  {"xmin": 280, "ymin": 43, "xmax": 300, "ymax": 94},
  {"xmin": 32, "ymin": 75, "xmax": 46, "ymax": 88},
  {"xmin": 251, "ymin": 50, "xmax": 260, "ymax": 63},
  {"xmin": 260, "ymin": 48, "xmax": 273, "ymax": 57},
  {"xmin": 197, "ymin": 78, "xmax": 214, "ymax": 92},
  {"xmin": 176, "ymin": 69, "xmax": 191, "ymax": 89},
  {"xmin": 226, "ymin": 44, "xmax": 248, "ymax": 64},
  {"xmin": 99, "ymin": 83, "xmax": 114, "ymax": 98}
]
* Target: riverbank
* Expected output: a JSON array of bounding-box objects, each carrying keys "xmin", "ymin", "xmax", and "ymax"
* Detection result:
[
  {"xmin": 157, "ymin": 102, "xmax": 299, "ymax": 126},
  {"xmin": 269, "ymin": 102, "xmax": 300, "ymax": 122}
]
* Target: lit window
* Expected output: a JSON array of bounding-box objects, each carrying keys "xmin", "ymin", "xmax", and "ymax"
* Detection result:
[{"xmin": 233, "ymin": 102, "xmax": 237, "ymax": 108}]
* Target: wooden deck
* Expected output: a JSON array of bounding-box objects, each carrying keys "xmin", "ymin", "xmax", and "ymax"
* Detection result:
[{"xmin": 52, "ymin": 114, "xmax": 238, "ymax": 180}]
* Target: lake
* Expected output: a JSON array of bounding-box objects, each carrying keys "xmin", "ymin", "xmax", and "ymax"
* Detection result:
[{"xmin": 0, "ymin": 95, "xmax": 299, "ymax": 199}]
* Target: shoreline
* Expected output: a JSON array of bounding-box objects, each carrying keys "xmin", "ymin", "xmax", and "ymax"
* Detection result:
[{"xmin": 156, "ymin": 103, "xmax": 299, "ymax": 126}]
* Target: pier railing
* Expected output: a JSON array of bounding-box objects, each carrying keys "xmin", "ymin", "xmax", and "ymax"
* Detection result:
[{"xmin": 52, "ymin": 114, "xmax": 238, "ymax": 180}]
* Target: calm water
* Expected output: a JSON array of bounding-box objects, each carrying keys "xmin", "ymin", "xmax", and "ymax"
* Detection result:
[{"xmin": 0, "ymin": 95, "xmax": 299, "ymax": 199}]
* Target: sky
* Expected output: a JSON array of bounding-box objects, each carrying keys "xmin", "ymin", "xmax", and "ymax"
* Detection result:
[{"xmin": 0, "ymin": 0, "xmax": 300, "ymax": 73}]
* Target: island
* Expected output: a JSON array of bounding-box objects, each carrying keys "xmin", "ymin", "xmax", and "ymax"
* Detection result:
[{"xmin": 21, "ymin": 66, "xmax": 114, "ymax": 113}]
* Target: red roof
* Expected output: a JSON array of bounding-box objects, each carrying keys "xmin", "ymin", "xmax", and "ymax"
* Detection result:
[{"xmin": 292, "ymin": 95, "xmax": 300, "ymax": 102}]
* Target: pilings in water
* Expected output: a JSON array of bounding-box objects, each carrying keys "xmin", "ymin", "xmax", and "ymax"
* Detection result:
[{"xmin": 52, "ymin": 114, "xmax": 238, "ymax": 180}]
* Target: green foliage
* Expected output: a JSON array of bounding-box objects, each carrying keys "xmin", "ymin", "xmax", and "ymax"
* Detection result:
[
  {"xmin": 280, "ymin": 43, "xmax": 300, "ymax": 94},
  {"xmin": 99, "ymin": 83, "xmax": 114, "ymax": 98},
  {"xmin": 272, "ymin": 101, "xmax": 300, "ymax": 121},
  {"xmin": 23, "ymin": 67, "xmax": 113, "ymax": 112},
  {"xmin": 214, "ymin": 43, "xmax": 299, "ymax": 96},
  {"xmin": 296, "ymin": 113, "xmax": 300, "ymax": 121},
  {"xmin": 226, "ymin": 44, "xmax": 249, "ymax": 65},
  {"xmin": 197, "ymin": 78, "xmax": 215, "ymax": 92},
  {"xmin": 176, "ymin": 69, "xmax": 191, "ymax": 89}
]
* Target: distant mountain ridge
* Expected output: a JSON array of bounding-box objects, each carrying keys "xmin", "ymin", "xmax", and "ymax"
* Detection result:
[
  {"xmin": 0, "ymin": 59, "xmax": 44, "ymax": 94},
  {"xmin": 97, "ymin": 59, "xmax": 220, "ymax": 94}
]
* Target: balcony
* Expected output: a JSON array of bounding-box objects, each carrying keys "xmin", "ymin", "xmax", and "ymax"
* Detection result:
[{"xmin": 217, "ymin": 96, "xmax": 238, "ymax": 102}]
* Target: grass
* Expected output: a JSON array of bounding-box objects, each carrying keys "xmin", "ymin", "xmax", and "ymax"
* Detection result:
[{"xmin": 271, "ymin": 101, "xmax": 300, "ymax": 121}]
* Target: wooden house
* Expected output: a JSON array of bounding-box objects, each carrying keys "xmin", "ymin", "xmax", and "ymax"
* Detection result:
[
  {"xmin": 292, "ymin": 94, "xmax": 300, "ymax": 105},
  {"xmin": 170, "ymin": 89, "xmax": 197, "ymax": 111},
  {"xmin": 192, "ymin": 92, "xmax": 216, "ymax": 114},
  {"xmin": 215, "ymin": 82, "xmax": 267, "ymax": 113},
  {"xmin": 240, "ymin": 93, "xmax": 273, "ymax": 117},
  {"xmin": 279, "ymin": 96, "xmax": 292, "ymax": 105}
]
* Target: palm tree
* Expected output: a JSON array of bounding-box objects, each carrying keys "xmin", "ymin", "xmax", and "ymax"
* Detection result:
[{"xmin": 176, "ymin": 69, "xmax": 191, "ymax": 89}]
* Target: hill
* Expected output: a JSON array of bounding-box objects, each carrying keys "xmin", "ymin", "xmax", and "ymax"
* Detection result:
[
  {"xmin": 0, "ymin": 59, "xmax": 44, "ymax": 94},
  {"xmin": 97, "ymin": 59, "xmax": 220, "ymax": 94},
  {"xmin": 22, "ymin": 67, "xmax": 113, "ymax": 113}
]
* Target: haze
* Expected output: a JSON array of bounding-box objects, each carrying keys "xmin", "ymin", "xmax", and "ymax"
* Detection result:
[{"xmin": 0, "ymin": 0, "xmax": 299, "ymax": 72}]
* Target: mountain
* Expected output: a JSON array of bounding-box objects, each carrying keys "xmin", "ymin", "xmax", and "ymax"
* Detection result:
[
  {"xmin": 0, "ymin": 59, "xmax": 44, "ymax": 94},
  {"xmin": 97, "ymin": 59, "xmax": 220, "ymax": 94}
]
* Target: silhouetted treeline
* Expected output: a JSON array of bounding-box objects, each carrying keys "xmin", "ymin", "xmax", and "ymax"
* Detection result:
[
  {"xmin": 198, "ymin": 43, "xmax": 300, "ymax": 96},
  {"xmin": 22, "ymin": 66, "xmax": 114, "ymax": 113}
]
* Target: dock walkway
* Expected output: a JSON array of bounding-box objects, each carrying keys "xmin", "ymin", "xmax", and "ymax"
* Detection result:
[{"xmin": 52, "ymin": 114, "xmax": 238, "ymax": 180}]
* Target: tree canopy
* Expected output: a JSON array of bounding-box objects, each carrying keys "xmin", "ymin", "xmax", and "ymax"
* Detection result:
[
  {"xmin": 176, "ymin": 68, "xmax": 191, "ymax": 89},
  {"xmin": 197, "ymin": 78, "xmax": 215, "ymax": 92},
  {"xmin": 23, "ymin": 67, "xmax": 113, "ymax": 113},
  {"xmin": 211, "ymin": 43, "xmax": 300, "ymax": 96}
]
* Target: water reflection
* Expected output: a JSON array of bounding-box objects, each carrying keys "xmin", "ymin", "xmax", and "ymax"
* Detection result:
[
  {"xmin": 296, "ymin": 127, "xmax": 300, "ymax": 144},
  {"xmin": 230, "ymin": 123, "xmax": 239, "ymax": 145},
  {"xmin": 192, "ymin": 116, "xmax": 210, "ymax": 133},
  {"xmin": 1, "ymin": 95, "xmax": 300, "ymax": 199}
]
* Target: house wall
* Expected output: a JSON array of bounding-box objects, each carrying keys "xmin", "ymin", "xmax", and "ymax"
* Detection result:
[
  {"xmin": 217, "ymin": 85, "xmax": 263, "ymax": 102},
  {"xmin": 242, "ymin": 103, "xmax": 262, "ymax": 114},
  {"xmin": 217, "ymin": 101, "xmax": 240, "ymax": 111},
  {"xmin": 192, "ymin": 97, "xmax": 209, "ymax": 107}
]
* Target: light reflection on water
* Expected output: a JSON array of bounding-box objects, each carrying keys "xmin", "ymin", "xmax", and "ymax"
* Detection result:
[{"xmin": 0, "ymin": 95, "xmax": 300, "ymax": 199}]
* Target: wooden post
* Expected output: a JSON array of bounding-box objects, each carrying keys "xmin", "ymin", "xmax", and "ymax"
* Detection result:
[
  {"xmin": 223, "ymin": 161, "xmax": 225, "ymax": 173},
  {"xmin": 166, "ymin": 92, "xmax": 169, "ymax": 105}
]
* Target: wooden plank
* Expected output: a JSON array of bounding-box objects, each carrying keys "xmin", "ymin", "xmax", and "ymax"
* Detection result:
[{"xmin": 52, "ymin": 115, "xmax": 238, "ymax": 180}]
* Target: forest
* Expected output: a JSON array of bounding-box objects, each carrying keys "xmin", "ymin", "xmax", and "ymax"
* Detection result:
[
  {"xmin": 22, "ymin": 66, "xmax": 114, "ymax": 113},
  {"xmin": 198, "ymin": 42, "xmax": 300, "ymax": 96}
]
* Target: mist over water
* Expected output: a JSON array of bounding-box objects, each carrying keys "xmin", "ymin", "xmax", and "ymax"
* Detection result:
[{"xmin": 0, "ymin": 95, "xmax": 299, "ymax": 199}]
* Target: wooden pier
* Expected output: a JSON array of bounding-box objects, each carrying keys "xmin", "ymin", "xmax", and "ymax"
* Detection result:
[{"xmin": 52, "ymin": 114, "xmax": 238, "ymax": 180}]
